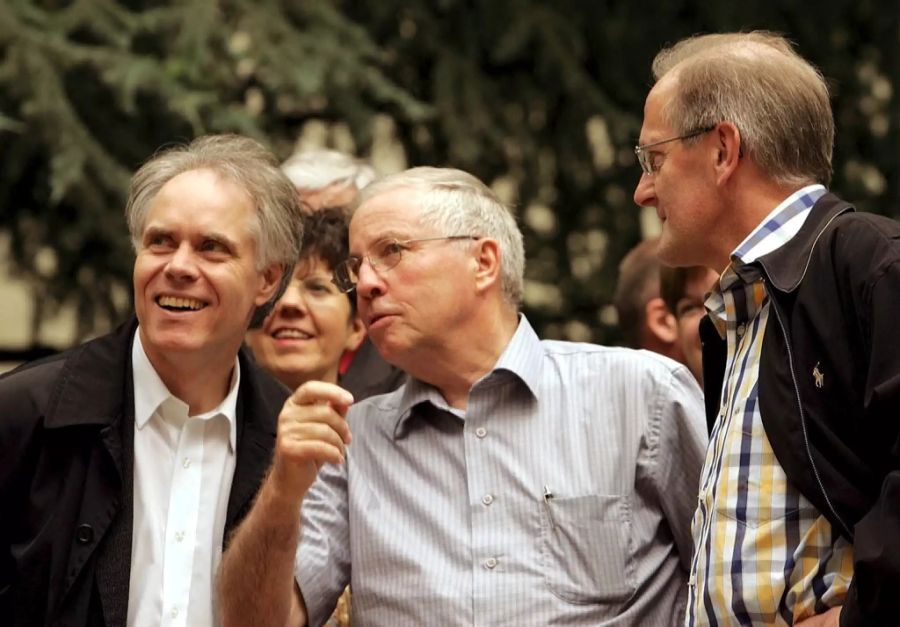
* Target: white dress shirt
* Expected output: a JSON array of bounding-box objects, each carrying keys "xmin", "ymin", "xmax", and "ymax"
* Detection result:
[{"xmin": 127, "ymin": 331, "xmax": 239, "ymax": 627}]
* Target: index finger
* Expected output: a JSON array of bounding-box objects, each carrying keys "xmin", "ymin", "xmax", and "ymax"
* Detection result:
[{"xmin": 289, "ymin": 380, "xmax": 355, "ymax": 414}]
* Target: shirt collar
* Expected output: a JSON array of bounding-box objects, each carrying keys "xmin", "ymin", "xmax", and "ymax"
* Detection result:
[
  {"xmin": 131, "ymin": 329, "xmax": 240, "ymax": 451},
  {"xmin": 480, "ymin": 314, "xmax": 543, "ymax": 398},
  {"xmin": 704, "ymin": 184, "xmax": 825, "ymax": 338},
  {"xmin": 731, "ymin": 184, "xmax": 826, "ymax": 264},
  {"xmin": 390, "ymin": 315, "xmax": 543, "ymax": 439}
]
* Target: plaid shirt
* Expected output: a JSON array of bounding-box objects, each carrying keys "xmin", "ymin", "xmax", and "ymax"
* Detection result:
[{"xmin": 686, "ymin": 185, "xmax": 854, "ymax": 626}]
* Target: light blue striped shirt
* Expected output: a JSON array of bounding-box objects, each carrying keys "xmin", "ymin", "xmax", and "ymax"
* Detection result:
[{"xmin": 296, "ymin": 315, "xmax": 707, "ymax": 626}]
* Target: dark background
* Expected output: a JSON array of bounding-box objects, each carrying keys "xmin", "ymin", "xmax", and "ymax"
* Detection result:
[{"xmin": 1, "ymin": 0, "xmax": 897, "ymax": 358}]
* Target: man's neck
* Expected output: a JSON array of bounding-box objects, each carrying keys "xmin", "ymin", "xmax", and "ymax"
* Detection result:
[
  {"xmin": 408, "ymin": 309, "xmax": 520, "ymax": 410},
  {"xmin": 712, "ymin": 174, "xmax": 811, "ymax": 270},
  {"xmin": 140, "ymin": 336, "xmax": 238, "ymax": 415}
]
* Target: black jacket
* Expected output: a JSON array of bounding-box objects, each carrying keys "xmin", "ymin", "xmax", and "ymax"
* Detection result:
[
  {"xmin": 701, "ymin": 193, "xmax": 900, "ymax": 626},
  {"xmin": 0, "ymin": 318, "xmax": 289, "ymax": 626}
]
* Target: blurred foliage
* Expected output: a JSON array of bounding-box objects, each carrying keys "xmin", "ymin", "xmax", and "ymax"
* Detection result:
[{"xmin": 1, "ymin": 0, "xmax": 898, "ymax": 346}]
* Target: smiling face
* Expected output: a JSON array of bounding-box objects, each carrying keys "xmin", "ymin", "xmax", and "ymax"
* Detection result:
[
  {"xmin": 133, "ymin": 168, "xmax": 280, "ymax": 369},
  {"xmin": 349, "ymin": 187, "xmax": 477, "ymax": 370},
  {"xmin": 246, "ymin": 256, "xmax": 364, "ymax": 388},
  {"xmin": 633, "ymin": 77, "xmax": 724, "ymax": 268}
]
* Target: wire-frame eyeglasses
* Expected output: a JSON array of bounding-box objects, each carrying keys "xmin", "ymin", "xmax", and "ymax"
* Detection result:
[
  {"xmin": 331, "ymin": 235, "xmax": 479, "ymax": 293},
  {"xmin": 634, "ymin": 126, "xmax": 716, "ymax": 175}
]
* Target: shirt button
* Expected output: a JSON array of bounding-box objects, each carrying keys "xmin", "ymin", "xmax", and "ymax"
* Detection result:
[
  {"xmin": 175, "ymin": 531, "xmax": 185, "ymax": 543},
  {"xmin": 475, "ymin": 427, "xmax": 487, "ymax": 438},
  {"xmin": 171, "ymin": 607, "xmax": 179, "ymax": 618},
  {"xmin": 482, "ymin": 494, "xmax": 494, "ymax": 506},
  {"xmin": 737, "ymin": 323, "xmax": 746, "ymax": 337},
  {"xmin": 182, "ymin": 457, "xmax": 191, "ymax": 468},
  {"xmin": 484, "ymin": 557, "xmax": 498, "ymax": 569}
]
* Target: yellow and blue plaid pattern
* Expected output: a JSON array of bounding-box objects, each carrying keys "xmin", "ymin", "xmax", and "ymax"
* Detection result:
[{"xmin": 686, "ymin": 186, "xmax": 853, "ymax": 626}]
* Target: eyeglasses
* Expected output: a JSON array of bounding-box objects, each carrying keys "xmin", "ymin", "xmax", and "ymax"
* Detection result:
[
  {"xmin": 332, "ymin": 235, "xmax": 479, "ymax": 293},
  {"xmin": 634, "ymin": 125, "xmax": 716, "ymax": 175}
]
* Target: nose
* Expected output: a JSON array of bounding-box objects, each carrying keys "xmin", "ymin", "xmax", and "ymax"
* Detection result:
[
  {"xmin": 272, "ymin": 281, "xmax": 309, "ymax": 317},
  {"xmin": 164, "ymin": 242, "xmax": 199, "ymax": 281},
  {"xmin": 354, "ymin": 258, "xmax": 385, "ymax": 301},
  {"xmin": 633, "ymin": 172, "xmax": 656, "ymax": 207}
]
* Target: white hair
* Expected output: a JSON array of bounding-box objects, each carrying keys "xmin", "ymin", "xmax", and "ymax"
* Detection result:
[
  {"xmin": 358, "ymin": 167, "xmax": 525, "ymax": 308},
  {"xmin": 281, "ymin": 149, "xmax": 376, "ymax": 192}
]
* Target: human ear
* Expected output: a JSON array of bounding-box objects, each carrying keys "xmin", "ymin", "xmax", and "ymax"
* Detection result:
[
  {"xmin": 254, "ymin": 263, "xmax": 284, "ymax": 306},
  {"xmin": 645, "ymin": 297, "xmax": 678, "ymax": 344},
  {"xmin": 714, "ymin": 122, "xmax": 742, "ymax": 185},
  {"xmin": 344, "ymin": 315, "xmax": 366, "ymax": 352},
  {"xmin": 472, "ymin": 238, "xmax": 501, "ymax": 294}
]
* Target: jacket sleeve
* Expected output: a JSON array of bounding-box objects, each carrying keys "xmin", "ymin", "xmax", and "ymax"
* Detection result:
[
  {"xmin": 0, "ymin": 367, "xmax": 47, "ymax": 619},
  {"xmin": 840, "ymin": 238, "xmax": 900, "ymax": 626}
]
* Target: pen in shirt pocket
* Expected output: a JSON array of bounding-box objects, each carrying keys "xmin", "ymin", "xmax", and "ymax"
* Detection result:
[{"xmin": 543, "ymin": 485, "xmax": 556, "ymax": 530}]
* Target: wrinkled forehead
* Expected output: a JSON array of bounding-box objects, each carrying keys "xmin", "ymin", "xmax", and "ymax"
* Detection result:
[
  {"xmin": 146, "ymin": 168, "xmax": 258, "ymax": 230},
  {"xmin": 349, "ymin": 187, "xmax": 429, "ymax": 250},
  {"xmin": 640, "ymin": 75, "xmax": 679, "ymax": 139}
]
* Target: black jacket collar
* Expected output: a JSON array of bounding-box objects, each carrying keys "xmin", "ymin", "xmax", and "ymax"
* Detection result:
[
  {"xmin": 734, "ymin": 192, "xmax": 855, "ymax": 293},
  {"xmin": 44, "ymin": 317, "xmax": 139, "ymax": 429},
  {"xmin": 42, "ymin": 314, "xmax": 284, "ymax": 532}
]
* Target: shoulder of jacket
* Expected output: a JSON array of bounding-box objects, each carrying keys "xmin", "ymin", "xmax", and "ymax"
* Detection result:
[
  {"xmin": 0, "ymin": 350, "xmax": 70, "ymax": 410},
  {"xmin": 830, "ymin": 210, "xmax": 900, "ymax": 240},
  {"xmin": 825, "ymin": 211, "xmax": 900, "ymax": 271}
]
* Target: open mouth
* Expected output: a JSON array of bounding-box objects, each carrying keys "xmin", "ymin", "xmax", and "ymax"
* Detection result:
[
  {"xmin": 272, "ymin": 328, "xmax": 313, "ymax": 340},
  {"xmin": 156, "ymin": 295, "xmax": 208, "ymax": 312}
]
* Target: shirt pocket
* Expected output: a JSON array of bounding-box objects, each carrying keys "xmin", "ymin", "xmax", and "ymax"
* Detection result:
[
  {"xmin": 709, "ymin": 471, "xmax": 819, "ymax": 529},
  {"xmin": 716, "ymin": 501, "xmax": 820, "ymax": 529},
  {"xmin": 539, "ymin": 493, "xmax": 636, "ymax": 604}
]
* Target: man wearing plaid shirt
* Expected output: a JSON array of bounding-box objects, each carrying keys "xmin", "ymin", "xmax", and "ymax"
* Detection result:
[{"xmin": 634, "ymin": 32, "xmax": 900, "ymax": 626}]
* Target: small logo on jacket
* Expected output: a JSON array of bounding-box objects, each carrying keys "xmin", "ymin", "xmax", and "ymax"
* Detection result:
[{"xmin": 813, "ymin": 362, "xmax": 824, "ymax": 388}]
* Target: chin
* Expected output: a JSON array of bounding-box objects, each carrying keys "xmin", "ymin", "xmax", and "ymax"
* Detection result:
[
  {"xmin": 147, "ymin": 332, "xmax": 206, "ymax": 354},
  {"xmin": 656, "ymin": 238, "xmax": 695, "ymax": 268},
  {"xmin": 368, "ymin": 338, "xmax": 400, "ymax": 367},
  {"xmin": 283, "ymin": 363, "xmax": 320, "ymax": 383}
]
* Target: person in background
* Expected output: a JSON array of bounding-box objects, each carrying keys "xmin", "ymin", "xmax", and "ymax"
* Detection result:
[
  {"xmin": 245, "ymin": 207, "xmax": 364, "ymax": 627},
  {"xmin": 219, "ymin": 166, "xmax": 707, "ymax": 626},
  {"xmin": 246, "ymin": 208, "xmax": 365, "ymax": 392},
  {"xmin": 0, "ymin": 134, "xmax": 302, "ymax": 626},
  {"xmin": 281, "ymin": 148, "xmax": 376, "ymax": 214},
  {"xmin": 613, "ymin": 237, "xmax": 683, "ymax": 361},
  {"xmin": 659, "ymin": 265, "xmax": 719, "ymax": 388},
  {"xmin": 634, "ymin": 30, "xmax": 900, "ymax": 626},
  {"xmin": 281, "ymin": 147, "xmax": 405, "ymax": 401}
]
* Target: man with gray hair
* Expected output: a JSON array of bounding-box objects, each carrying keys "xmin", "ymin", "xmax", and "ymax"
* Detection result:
[
  {"xmin": 219, "ymin": 166, "xmax": 707, "ymax": 626},
  {"xmin": 0, "ymin": 134, "xmax": 303, "ymax": 626},
  {"xmin": 281, "ymin": 148, "xmax": 377, "ymax": 213},
  {"xmin": 634, "ymin": 31, "xmax": 900, "ymax": 626}
]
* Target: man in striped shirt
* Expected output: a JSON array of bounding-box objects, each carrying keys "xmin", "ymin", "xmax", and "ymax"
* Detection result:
[
  {"xmin": 220, "ymin": 166, "xmax": 708, "ymax": 625},
  {"xmin": 634, "ymin": 32, "xmax": 900, "ymax": 626}
]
